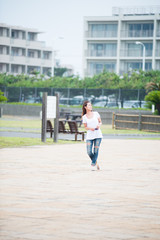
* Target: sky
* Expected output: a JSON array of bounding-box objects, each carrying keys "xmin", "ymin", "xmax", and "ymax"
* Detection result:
[{"xmin": 0, "ymin": 0, "xmax": 160, "ymax": 76}]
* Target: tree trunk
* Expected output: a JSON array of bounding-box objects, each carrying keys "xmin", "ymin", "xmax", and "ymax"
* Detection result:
[{"xmin": 156, "ymin": 103, "xmax": 160, "ymax": 115}]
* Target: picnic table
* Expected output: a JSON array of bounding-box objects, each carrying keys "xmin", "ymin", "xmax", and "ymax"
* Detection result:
[{"xmin": 65, "ymin": 113, "xmax": 82, "ymax": 126}]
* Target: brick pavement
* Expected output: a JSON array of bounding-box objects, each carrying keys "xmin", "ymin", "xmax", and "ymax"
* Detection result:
[{"xmin": 0, "ymin": 139, "xmax": 160, "ymax": 240}]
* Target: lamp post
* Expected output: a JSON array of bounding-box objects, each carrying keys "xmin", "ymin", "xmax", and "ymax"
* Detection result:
[{"xmin": 136, "ymin": 41, "xmax": 146, "ymax": 71}]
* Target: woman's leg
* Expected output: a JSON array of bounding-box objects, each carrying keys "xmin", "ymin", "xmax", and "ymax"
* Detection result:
[
  {"xmin": 86, "ymin": 139, "xmax": 94, "ymax": 164},
  {"xmin": 92, "ymin": 138, "xmax": 102, "ymax": 165}
]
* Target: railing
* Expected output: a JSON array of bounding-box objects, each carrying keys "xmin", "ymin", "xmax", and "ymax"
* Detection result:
[
  {"xmin": 0, "ymin": 87, "xmax": 147, "ymax": 107},
  {"xmin": 85, "ymin": 31, "xmax": 118, "ymax": 38},
  {"xmin": 87, "ymin": 50, "xmax": 117, "ymax": 57},
  {"xmin": 120, "ymin": 49, "xmax": 152, "ymax": 57},
  {"xmin": 113, "ymin": 113, "xmax": 160, "ymax": 132},
  {"xmin": 157, "ymin": 30, "xmax": 160, "ymax": 37},
  {"xmin": 121, "ymin": 30, "xmax": 153, "ymax": 38}
]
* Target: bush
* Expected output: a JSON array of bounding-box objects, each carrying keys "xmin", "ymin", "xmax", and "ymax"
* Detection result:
[
  {"xmin": 0, "ymin": 90, "xmax": 7, "ymax": 102},
  {"xmin": 145, "ymin": 91, "xmax": 160, "ymax": 115}
]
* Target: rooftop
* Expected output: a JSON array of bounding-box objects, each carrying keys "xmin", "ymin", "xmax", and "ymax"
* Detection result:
[{"xmin": 112, "ymin": 6, "xmax": 160, "ymax": 16}]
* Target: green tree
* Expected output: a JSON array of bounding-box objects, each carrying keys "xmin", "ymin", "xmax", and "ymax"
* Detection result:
[
  {"xmin": 145, "ymin": 91, "xmax": 160, "ymax": 115},
  {"xmin": 54, "ymin": 67, "xmax": 68, "ymax": 77},
  {"xmin": 0, "ymin": 90, "xmax": 7, "ymax": 102},
  {"xmin": 146, "ymin": 78, "xmax": 160, "ymax": 92}
]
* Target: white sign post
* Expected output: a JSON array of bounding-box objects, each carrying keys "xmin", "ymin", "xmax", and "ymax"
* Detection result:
[
  {"xmin": 47, "ymin": 96, "xmax": 56, "ymax": 119},
  {"xmin": 41, "ymin": 94, "xmax": 59, "ymax": 143}
]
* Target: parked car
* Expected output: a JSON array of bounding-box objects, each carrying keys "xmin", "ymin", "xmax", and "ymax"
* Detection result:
[
  {"xmin": 93, "ymin": 101, "xmax": 107, "ymax": 107},
  {"xmin": 123, "ymin": 101, "xmax": 139, "ymax": 109},
  {"xmin": 107, "ymin": 102, "xmax": 119, "ymax": 108},
  {"xmin": 70, "ymin": 96, "xmax": 84, "ymax": 105},
  {"xmin": 25, "ymin": 97, "xmax": 41, "ymax": 103},
  {"xmin": 59, "ymin": 98, "xmax": 72, "ymax": 105},
  {"xmin": 140, "ymin": 101, "xmax": 147, "ymax": 108}
]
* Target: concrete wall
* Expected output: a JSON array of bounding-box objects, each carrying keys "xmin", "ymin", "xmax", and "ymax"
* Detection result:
[
  {"xmin": 0, "ymin": 104, "xmax": 152, "ymax": 124},
  {"xmin": 0, "ymin": 104, "xmax": 42, "ymax": 117}
]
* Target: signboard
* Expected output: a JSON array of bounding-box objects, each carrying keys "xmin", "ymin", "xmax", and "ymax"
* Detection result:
[{"xmin": 47, "ymin": 96, "xmax": 56, "ymax": 119}]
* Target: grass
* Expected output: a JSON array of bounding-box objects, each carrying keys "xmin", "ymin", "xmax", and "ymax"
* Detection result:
[
  {"xmin": 0, "ymin": 116, "xmax": 159, "ymax": 148},
  {"xmin": 0, "ymin": 116, "xmax": 160, "ymax": 135},
  {"xmin": 99, "ymin": 125, "xmax": 160, "ymax": 135},
  {"xmin": 0, "ymin": 136, "xmax": 83, "ymax": 148},
  {"xmin": 0, "ymin": 117, "xmax": 41, "ymax": 129}
]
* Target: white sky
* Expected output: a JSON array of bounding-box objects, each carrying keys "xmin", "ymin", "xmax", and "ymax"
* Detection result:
[{"xmin": 0, "ymin": 0, "xmax": 160, "ymax": 76}]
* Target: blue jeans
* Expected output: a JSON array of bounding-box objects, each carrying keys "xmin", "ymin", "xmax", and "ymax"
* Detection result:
[{"xmin": 86, "ymin": 138, "xmax": 102, "ymax": 165}]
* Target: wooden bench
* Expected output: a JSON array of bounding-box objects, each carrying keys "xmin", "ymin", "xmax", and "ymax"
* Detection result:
[
  {"xmin": 46, "ymin": 120, "xmax": 54, "ymax": 138},
  {"xmin": 46, "ymin": 120, "xmax": 85, "ymax": 141},
  {"xmin": 68, "ymin": 120, "xmax": 85, "ymax": 141},
  {"xmin": 59, "ymin": 120, "xmax": 69, "ymax": 134},
  {"xmin": 47, "ymin": 120, "xmax": 69, "ymax": 138}
]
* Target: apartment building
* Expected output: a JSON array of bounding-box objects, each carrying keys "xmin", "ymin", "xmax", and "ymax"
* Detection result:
[
  {"xmin": 83, "ymin": 6, "xmax": 160, "ymax": 77},
  {"xmin": 0, "ymin": 23, "xmax": 53, "ymax": 76}
]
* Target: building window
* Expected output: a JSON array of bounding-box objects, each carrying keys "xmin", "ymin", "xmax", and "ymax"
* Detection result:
[
  {"xmin": 89, "ymin": 43, "xmax": 117, "ymax": 57},
  {"xmin": 88, "ymin": 61, "xmax": 116, "ymax": 75},
  {"xmin": 0, "ymin": 46, "xmax": 10, "ymax": 55},
  {"xmin": 43, "ymin": 51, "xmax": 50, "ymax": 59},
  {"xmin": 11, "ymin": 64, "xmax": 19, "ymax": 73},
  {"xmin": 0, "ymin": 27, "xmax": 3, "ymax": 36},
  {"xmin": 43, "ymin": 67, "xmax": 52, "ymax": 76},
  {"xmin": 28, "ymin": 32, "xmax": 36, "ymax": 41},
  {"xmin": 0, "ymin": 46, "xmax": 3, "ymax": 54},
  {"xmin": 11, "ymin": 48, "xmax": 19, "ymax": 56},
  {"xmin": 123, "ymin": 61, "xmax": 152, "ymax": 72},
  {"xmin": 27, "ymin": 66, "xmax": 40, "ymax": 74},
  {"xmin": 0, "ymin": 63, "xmax": 9, "ymax": 72},
  {"xmin": 125, "ymin": 43, "xmax": 153, "ymax": 57},
  {"xmin": 28, "ymin": 50, "xmax": 35, "ymax": 58},
  {"xmin": 11, "ymin": 47, "xmax": 25, "ymax": 56},
  {"xmin": 11, "ymin": 30, "xmax": 19, "ymax": 38},
  {"xmin": 128, "ymin": 23, "xmax": 153, "ymax": 37},
  {"xmin": 22, "ymin": 31, "xmax": 26, "ymax": 39},
  {"xmin": 38, "ymin": 50, "xmax": 41, "ymax": 58},
  {"xmin": 89, "ymin": 24, "xmax": 118, "ymax": 38},
  {"xmin": 0, "ymin": 63, "xmax": 3, "ymax": 72}
]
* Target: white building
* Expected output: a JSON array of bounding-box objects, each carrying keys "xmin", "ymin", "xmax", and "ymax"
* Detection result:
[
  {"xmin": 0, "ymin": 23, "xmax": 53, "ymax": 76},
  {"xmin": 83, "ymin": 6, "xmax": 160, "ymax": 77}
]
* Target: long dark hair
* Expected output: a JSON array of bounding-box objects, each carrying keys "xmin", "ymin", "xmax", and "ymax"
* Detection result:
[{"xmin": 82, "ymin": 100, "xmax": 90, "ymax": 116}]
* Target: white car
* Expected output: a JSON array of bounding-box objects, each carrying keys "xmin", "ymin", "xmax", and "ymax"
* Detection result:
[
  {"xmin": 93, "ymin": 101, "xmax": 107, "ymax": 107},
  {"xmin": 123, "ymin": 101, "xmax": 139, "ymax": 108}
]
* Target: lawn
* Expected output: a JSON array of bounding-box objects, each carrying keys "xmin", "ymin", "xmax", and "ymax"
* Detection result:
[
  {"xmin": 1, "ymin": 116, "xmax": 159, "ymax": 135},
  {"xmin": 0, "ymin": 136, "xmax": 83, "ymax": 148},
  {"xmin": 0, "ymin": 116, "xmax": 160, "ymax": 148}
]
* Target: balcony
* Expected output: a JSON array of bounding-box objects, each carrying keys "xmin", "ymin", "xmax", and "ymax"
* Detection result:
[
  {"xmin": 0, "ymin": 54, "xmax": 10, "ymax": 63},
  {"xmin": 0, "ymin": 37, "xmax": 10, "ymax": 45},
  {"xmin": 155, "ymin": 50, "xmax": 160, "ymax": 57},
  {"xmin": 121, "ymin": 30, "xmax": 153, "ymax": 38},
  {"xmin": 86, "ymin": 50, "xmax": 117, "ymax": 58},
  {"xmin": 85, "ymin": 31, "xmax": 117, "ymax": 38},
  {"xmin": 10, "ymin": 56, "xmax": 27, "ymax": 65},
  {"xmin": 120, "ymin": 49, "xmax": 152, "ymax": 57},
  {"xmin": 26, "ymin": 40, "xmax": 46, "ymax": 49},
  {"xmin": 157, "ymin": 30, "xmax": 160, "ymax": 37}
]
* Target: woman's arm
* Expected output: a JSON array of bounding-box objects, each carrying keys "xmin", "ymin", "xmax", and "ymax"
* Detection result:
[
  {"xmin": 83, "ymin": 123, "xmax": 95, "ymax": 131},
  {"xmin": 96, "ymin": 117, "xmax": 102, "ymax": 129}
]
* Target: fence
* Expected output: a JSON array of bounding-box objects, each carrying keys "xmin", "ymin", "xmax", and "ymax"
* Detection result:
[
  {"xmin": 113, "ymin": 113, "xmax": 160, "ymax": 132},
  {"xmin": 0, "ymin": 86, "xmax": 147, "ymax": 108}
]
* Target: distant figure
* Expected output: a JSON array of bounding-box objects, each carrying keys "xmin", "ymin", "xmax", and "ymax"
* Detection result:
[{"xmin": 82, "ymin": 101, "xmax": 103, "ymax": 170}]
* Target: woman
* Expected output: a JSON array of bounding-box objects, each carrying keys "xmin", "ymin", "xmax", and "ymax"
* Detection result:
[{"xmin": 82, "ymin": 100, "xmax": 103, "ymax": 170}]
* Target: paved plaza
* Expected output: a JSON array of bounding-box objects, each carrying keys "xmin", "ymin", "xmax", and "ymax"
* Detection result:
[{"xmin": 0, "ymin": 139, "xmax": 160, "ymax": 240}]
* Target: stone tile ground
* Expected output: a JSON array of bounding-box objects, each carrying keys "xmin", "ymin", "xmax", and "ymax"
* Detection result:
[{"xmin": 0, "ymin": 139, "xmax": 160, "ymax": 240}]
